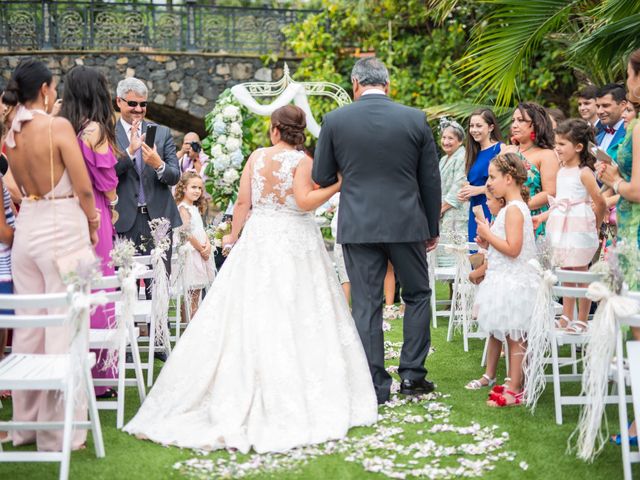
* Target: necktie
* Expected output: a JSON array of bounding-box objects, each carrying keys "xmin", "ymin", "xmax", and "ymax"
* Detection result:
[
  {"xmin": 604, "ymin": 126, "xmax": 615, "ymax": 135},
  {"xmin": 132, "ymin": 130, "xmax": 146, "ymax": 205}
]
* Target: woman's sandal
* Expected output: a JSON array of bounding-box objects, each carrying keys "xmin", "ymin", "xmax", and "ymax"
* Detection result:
[
  {"xmin": 96, "ymin": 388, "xmax": 117, "ymax": 399},
  {"xmin": 487, "ymin": 389, "xmax": 523, "ymax": 407},
  {"xmin": 465, "ymin": 374, "xmax": 496, "ymax": 390},
  {"xmin": 565, "ymin": 319, "xmax": 589, "ymax": 334},
  {"xmin": 555, "ymin": 314, "xmax": 571, "ymax": 329}
]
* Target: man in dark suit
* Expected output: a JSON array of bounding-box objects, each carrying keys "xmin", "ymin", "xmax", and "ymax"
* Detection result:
[
  {"xmin": 114, "ymin": 77, "xmax": 182, "ymax": 262},
  {"xmin": 313, "ymin": 57, "xmax": 441, "ymax": 404},
  {"xmin": 595, "ymin": 83, "xmax": 628, "ymax": 161}
]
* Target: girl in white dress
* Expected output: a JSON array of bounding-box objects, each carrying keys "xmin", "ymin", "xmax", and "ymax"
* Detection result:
[
  {"xmin": 124, "ymin": 105, "xmax": 377, "ymax": 453},
  {"xmin": 474, "ymin": 153, "xmax": 540, "ymax": 407},
  {"xmin": 174, "ymin": 171, "xmax": 215, "ymax": 317}
]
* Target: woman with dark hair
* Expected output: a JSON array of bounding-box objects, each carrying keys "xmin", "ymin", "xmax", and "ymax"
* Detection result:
[
  {"xmin": 59, "ymin": 65, "xmax": 119, "ymax": 399},
  {"xmin": 2, "ymin": 58, "xmax": 99, "ymax": 451},
  {"xmin": 506, "ymin": 102, "xmax": 559, "ymax": 236},
  {"xmin": 457, "ymin": 108, "xmax": 504, "ymax": 242},
  {"xmin": 124, "ymin": 104, "xmax": 377, "ymax": 453}
]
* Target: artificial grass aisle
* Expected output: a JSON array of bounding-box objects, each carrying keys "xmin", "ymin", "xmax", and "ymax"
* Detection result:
[{"xmin": 0, "ymin": 281, "xmax": 631, "ymax": 479}]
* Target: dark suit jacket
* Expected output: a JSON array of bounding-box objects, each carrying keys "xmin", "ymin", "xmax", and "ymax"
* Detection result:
[
  {"xmin": 312, "ymin": 94, "xmax": 441, "ymax": 244},
  {"xmin": 115, "ymin": 120, "xmax": 182, "ymax": 233},
  {"xmin": 596, "ymin": 124, "xmax": 626, "ymax": 161}
]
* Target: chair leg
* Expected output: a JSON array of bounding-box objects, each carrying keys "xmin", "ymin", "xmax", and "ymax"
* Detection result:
[
  {"xmin": 571, "ymin": 344, "xmax": 578, "ymax": 375},
  {"xmin": 504, "ymin": 341, "xmax": 510, "ymax": 372},
  {"xmin": 175, "ymin": 295, "xmax": 182, "ymax": 341},
  {"xmin": 447, "ymin": 280, "xmax": 458, "ymax": 342},
  {"xmin": 481, "ymin": 337, "xmax": 489, "ymax": 367},
  {"xmin": 551, "ymin": 336, "xmax": 563, "ymax": 425},
  {"xmin": 85, "ymin": 365, "xmax": 105, "ymax": 458},
  {"xmin": 129, "ymin": 324, "xmax": 146, "ymax": 402},
  {"xmin": 59, "ymin": 376, "xmax": 75, "ymax": 480},
  {"xmin": 116, "ymin": 337, "xmax": 126, "ymax": 429},
  {"xmin": 430, "ymin": 284, "xmax": 437, "ymax": 328},
  {"xmin": 615, "ymin": 331, "xmax": 632, "ymax": 480},
  {"xmin": 147, "ymin": 315, "xmax": 155, "ymax": 388}
]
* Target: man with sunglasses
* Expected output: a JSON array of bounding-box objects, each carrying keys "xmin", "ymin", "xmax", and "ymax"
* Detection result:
[{"xmin": 114, "ymin": 78, "xmax": 181, "ymax": 337}]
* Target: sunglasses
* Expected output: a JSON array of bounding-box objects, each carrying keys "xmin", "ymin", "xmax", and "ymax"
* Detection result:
[{"xmin": 120, "ymin": 98, "xmax": 147, "ymax": 108}]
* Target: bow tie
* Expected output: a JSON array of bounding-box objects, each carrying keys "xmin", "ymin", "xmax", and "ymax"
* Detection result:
[{"xmin": 604, "ymin": 126, "xmax": 616, "ymax": 134}]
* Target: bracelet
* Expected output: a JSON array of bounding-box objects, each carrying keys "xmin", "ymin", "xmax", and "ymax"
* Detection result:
[
  {"xmin": 109, "ymin": 195, "xmax": 119, "ymax": 207},
  {"xmin": 613, "ymin": 179, "xmax": 624, "ymax": 195}
]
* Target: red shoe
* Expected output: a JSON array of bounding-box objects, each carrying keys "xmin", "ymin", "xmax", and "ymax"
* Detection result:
[{"xmin": 487, "ymin": 390, "xmax": 522, "ymax": 407}]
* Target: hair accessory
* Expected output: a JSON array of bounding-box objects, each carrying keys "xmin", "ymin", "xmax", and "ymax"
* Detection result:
[{"xmin": 438, "ymin": 116, "xmax": 465, "ymax": 138}]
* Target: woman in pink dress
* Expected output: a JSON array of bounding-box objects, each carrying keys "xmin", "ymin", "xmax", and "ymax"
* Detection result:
[{"xmin": 59, "ymin": 66, "xmax": 119, "ymax": 397}]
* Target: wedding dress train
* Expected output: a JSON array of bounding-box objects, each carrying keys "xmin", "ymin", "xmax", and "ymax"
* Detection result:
[{"xmin": 124, "ymin": 148, "xmax": 378, "ymax": 453}]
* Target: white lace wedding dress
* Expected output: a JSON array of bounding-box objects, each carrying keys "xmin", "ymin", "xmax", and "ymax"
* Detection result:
[{"xmin": 124, "ymin": 148, "xmax": 378, "ymax": 453}]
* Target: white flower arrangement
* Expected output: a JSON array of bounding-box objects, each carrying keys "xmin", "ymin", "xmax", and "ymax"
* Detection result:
[{"xmin": 204, "ymin": 89, "xmax": 246, "ymax": 209}]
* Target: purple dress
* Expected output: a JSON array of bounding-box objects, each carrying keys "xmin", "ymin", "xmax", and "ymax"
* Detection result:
[{"xmin": 78, "ymin": 139, "xmax": 118, "ymax": 395}]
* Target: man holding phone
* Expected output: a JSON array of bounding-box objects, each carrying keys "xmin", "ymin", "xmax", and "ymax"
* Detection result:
[{"xmin": 114, "ymin": 77, "xmax": 182, "ymax": 269}]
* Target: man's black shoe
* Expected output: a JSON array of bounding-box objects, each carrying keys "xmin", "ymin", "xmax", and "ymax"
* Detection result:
[
  {"xmin": 154, "ymin": 351, "xmax": 168, "ymax": 363},
  {"xmin": 399, "ymin": 378, "xmax": 435, "ymax": 396}
]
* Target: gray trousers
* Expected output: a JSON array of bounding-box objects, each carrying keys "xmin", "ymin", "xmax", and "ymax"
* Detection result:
[{"xmin": 343, "ymin": 242, "xmax": 432, "ymax": 404}]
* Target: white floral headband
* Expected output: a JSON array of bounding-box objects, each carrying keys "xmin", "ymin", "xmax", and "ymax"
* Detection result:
[{"xmin": 438, "ymin": 117, "xmax": 465, "ymax": 139}]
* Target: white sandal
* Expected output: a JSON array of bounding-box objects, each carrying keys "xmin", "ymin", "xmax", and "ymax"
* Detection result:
[
  {"xmin": 465, "ymin": 374, "xmax": 496, "ymax": 390},
  {"xmin": 565, "ymin": 319, "xmax": 589, "ymax": 334}
]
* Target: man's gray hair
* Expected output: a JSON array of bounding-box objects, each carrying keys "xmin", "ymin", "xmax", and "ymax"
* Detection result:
[
  {"xmin": 351, "ymin": 57, "xmax": 389, "ymax": 86},
  {"xmin": 116, "ymin": 77, "xmax": 148, "ymax": 99}
]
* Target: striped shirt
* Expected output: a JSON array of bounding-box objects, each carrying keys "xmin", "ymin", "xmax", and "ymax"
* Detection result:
[{"xmin": 0, "ymin": 184, "xmax": 15, "ymax": 282}]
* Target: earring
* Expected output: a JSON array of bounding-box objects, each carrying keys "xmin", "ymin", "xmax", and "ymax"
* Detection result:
[
  {"xmin": 530, "ymin": 131, "xmax": 536, "ymax": 142},
  {"xmin": 44, "ymin": 95, "xmax": 49, "ymax": 112}
]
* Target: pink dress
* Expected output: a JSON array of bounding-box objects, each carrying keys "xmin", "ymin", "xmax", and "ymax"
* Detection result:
[
  {"xmin": 546, "ymin": 166, "xmax": 599, "ymax": 267},
  {"xmin": 78, "ymin": 139, "xmax": 118, "ymax": 395}
]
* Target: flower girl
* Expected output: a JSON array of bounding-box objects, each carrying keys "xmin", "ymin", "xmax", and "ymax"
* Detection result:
[
  {"xmin": 533, "ymin": 119, "xmax": 606, "ymax": 333},
  {"xmin": 465, "ymin": 188, "xmax": 505, "ymax": 390},
  {"xmin": 474, "ymin": 153, "xmax": 539, "ymax": 407},
  {"xmin": 174, "ymin": 172, "xmax": 215, "ymax": 317}
]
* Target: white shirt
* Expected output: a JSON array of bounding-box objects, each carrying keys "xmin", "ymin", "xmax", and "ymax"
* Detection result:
[
  {"xmin": 360, "ymin": 88, "xmax": 387, "ymax": 97},
  {"xmin": 598, "ymin": 118, "xmax": 624, "ymax": 153}
]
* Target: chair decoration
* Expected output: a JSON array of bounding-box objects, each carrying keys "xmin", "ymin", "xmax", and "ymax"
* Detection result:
[
  {"xmin": 149, "ymin": 217, "xmax": 172, "ymax": 355},
  {"xmin": 445, "ymin": 232, "xmax": 475, "ymax": 335},
  {"xmin": 570, "ymin": 249, "xmax": 640, "ymax": 461},
  {"xmin": 104, "ymin": 237, "xmax": 145, "ymax": 370},
  {"xmin": 172, "ymin": 225, "xmax": 194, "ymax": 324},
  {"xmin": 523, "ymin": 243, "xmax": 557, "ymax": 412}
]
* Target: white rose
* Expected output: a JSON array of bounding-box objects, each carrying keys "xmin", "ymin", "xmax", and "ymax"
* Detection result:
[
  {"xmin": 222, "ymin": 105, "xmax": 240, "ymax": 120},
  {"xmin": 223, "ymin": 168, "xmax": 240, "ymax": 185},
  {"xmin": 225, "ymin": 137, "xmax": 241, "ymax": 152},
  {"xmin": 229, "ymin": 122, "xmax": 243, "ymax": 136},
  {"xmin": 217, "ymin": 135, "xmax": 228, "ymax": 146}
]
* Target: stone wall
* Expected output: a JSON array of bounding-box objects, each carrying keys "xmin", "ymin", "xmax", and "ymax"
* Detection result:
[{"xmin": 0, "ymin": 53, "xmax": 294, "ymax": 137}]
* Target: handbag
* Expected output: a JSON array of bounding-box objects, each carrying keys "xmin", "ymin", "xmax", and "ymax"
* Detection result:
[{"xmin": 47, "ymin": 117, "xmax": 97, "ymax": 278}]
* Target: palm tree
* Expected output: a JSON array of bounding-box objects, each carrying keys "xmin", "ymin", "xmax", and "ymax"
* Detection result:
[{"xmin": 428, "ymin": 0, "xmax": 640, "ymax": 110}]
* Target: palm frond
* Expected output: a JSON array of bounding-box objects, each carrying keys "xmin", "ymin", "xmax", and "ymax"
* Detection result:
[
  {"xmin": 425, "ymin": 101, "xmax": 514, "ymax": 134},
  {"xmin": 456, "ymin": 0, "xmax": 583, "ymax": 106},
  {"xmin": 427, "ymin": 0, "xmax": 461, "ymax": 24}
]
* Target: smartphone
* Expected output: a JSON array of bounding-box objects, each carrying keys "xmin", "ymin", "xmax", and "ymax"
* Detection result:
[
  {"xmin": 145, "ymin": 124, "xmax": 157, "ymax": 148},
  {"xmin": 588, "ymin": 141, "xmax": 615, "ymax": 165},
  {"xmin": 472, "ymin": 205, "xmax": 486, "ymax": 223}
]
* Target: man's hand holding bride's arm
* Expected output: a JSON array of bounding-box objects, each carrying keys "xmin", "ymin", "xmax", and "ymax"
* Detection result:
[{"xmin": 294, "ymin": 156, "xmax": 342, "ymax": 211}]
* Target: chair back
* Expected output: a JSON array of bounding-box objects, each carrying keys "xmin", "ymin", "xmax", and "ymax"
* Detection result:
[{"xmin": 552, "ymin": 269, "xmax": 604, "ymax": 299}]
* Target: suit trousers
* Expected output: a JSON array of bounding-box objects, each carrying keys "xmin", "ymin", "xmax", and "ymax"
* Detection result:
[{"xmin": 343, "ymin": 242, "xmax": 432, "ymax": 404}]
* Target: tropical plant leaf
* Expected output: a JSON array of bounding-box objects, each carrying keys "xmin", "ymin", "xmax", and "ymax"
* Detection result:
[
  {"xmin": 456, "ymin": 0, "xmax": 584, "ymax": 106},
  {"xmin": 425, "ymin": 101, "xmax": 514, "ymax": 134}
]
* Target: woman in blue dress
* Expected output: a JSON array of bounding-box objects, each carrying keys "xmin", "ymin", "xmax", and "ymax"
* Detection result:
[{"xmin": 457, "ymin": 109, "xmax": 504, "ymax": 242}]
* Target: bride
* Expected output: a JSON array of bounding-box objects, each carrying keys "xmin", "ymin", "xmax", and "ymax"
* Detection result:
[{"xmin": 124, "ymin": 105, "xmax": 378, "ymax": 453}]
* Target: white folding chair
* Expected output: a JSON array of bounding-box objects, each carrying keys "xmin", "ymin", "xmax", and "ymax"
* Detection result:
[
  {"xmin": 548, "ymin": 269, "xmax": 612, "ymax": 424},
  {"xmin": 169, "ymin": 249, "xmax": 191, "ymax": 343},
  {"xmin": 89, "ymin": 275, "xmax": 146, "ymax": 429},
  {"xmin": 0, "ymin": 291, "xmax": 105, "ymax": 480},
  {"xmin": 132, "ymin": 254, "xmax": 172, "ymax": 388},
  {"xmin": 444, "ymin": 242, "xmax": 482, "ymax": 352},
  {"xmin": 614, "ymin": 291, "xmax": 640, "ymax": 480},
  {"xmin": 427, "ymin": 247, "xmax": 455, "ymax": 328}
]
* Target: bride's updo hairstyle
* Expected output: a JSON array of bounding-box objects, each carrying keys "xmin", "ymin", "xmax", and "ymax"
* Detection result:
[
  {"xmin": 2, "ymin": 58, "xmax": 53, "ymax": 107},
  {"xmin": 271, "ymin": 105, "xmax": 306, "ymax": 149}
]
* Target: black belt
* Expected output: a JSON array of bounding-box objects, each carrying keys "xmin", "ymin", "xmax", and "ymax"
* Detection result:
[{"xmin": 137, "ymin": 205, "xmax": 148, "ymax": 215}]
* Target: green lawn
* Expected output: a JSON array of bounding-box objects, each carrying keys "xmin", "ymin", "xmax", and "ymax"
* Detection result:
[{"xmin": 0, "ymin": 282, "xmax": 633, "ymax": 479}]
